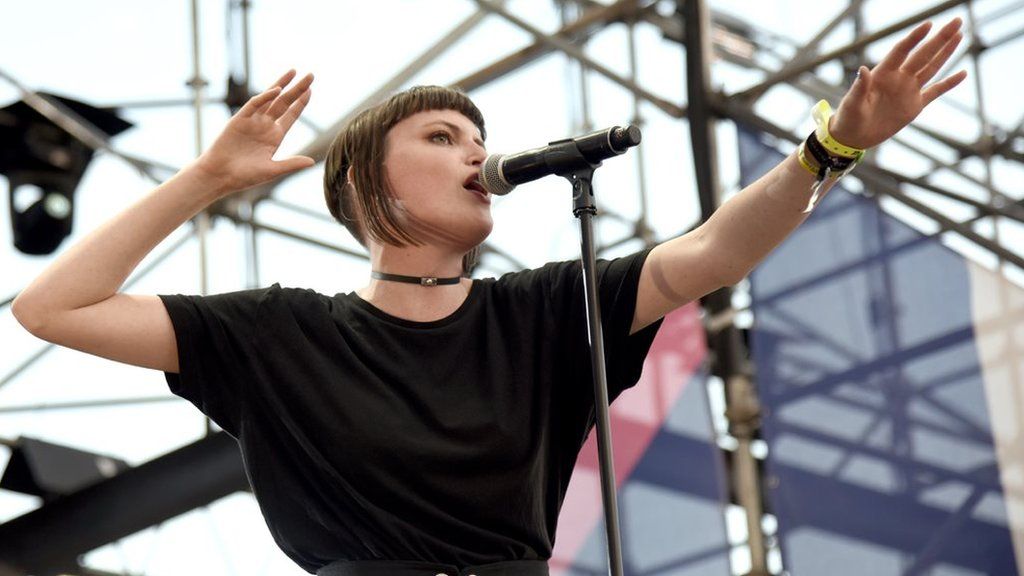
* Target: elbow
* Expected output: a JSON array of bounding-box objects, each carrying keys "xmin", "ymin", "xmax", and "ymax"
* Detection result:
[
  {"xmin": 707, "ymin": 243, "xmax": 756, "ymax": 288},
  {"xmin": 721, "ymin": 268, "xmax": 747, "ymax": 288},
  {"xmin": 11, "ymin": 294, "xmax": 50, "ymax": 337},
  {"xmin": 713, "ymin": 261, "xmax": 751, "ymax": 289}
]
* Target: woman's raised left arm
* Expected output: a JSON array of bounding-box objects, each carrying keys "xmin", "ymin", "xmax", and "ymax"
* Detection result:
[{"xmin": 630, "ymin": 18, "xmax": 967, "ymax": 334}]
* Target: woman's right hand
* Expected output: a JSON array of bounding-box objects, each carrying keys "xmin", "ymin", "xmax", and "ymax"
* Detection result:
[
  {"xmin": 193, "ymin": 70, "xmax": 315, "ymax": 196},
  {"xmin": 12, "ymin": 71, "xmax": 314, "ymax": 373}
]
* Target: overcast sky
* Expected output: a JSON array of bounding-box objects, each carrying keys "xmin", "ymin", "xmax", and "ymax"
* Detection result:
[{"xmin": 2, "ymin": 1, "xmax": 1021, "ymax": 574}]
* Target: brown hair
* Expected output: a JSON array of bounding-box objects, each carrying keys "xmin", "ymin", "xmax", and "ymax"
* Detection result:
[{"xmin": 323, "ymin": 85, "xmax": 486, "ymax": 275}]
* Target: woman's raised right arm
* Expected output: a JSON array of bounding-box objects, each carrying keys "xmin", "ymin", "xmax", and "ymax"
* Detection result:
[{"xmin": 11, "ymin": 70, "xmax": 314, "ymax": 373}]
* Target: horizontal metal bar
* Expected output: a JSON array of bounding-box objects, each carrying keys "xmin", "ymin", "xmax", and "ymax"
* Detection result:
[
  {"xmin": 260, "ymin": 197, "xmax": 341, "ymax": 224},
  {"xmin": 731, "ymin": 0, "xmax": 970, "ymax": 101},
  {"xmin": 209, "ymin": 205, "xmax": 368, "ymax": 259},
  {"xmin": 0, "ymin": 346, "xmax": 54, "ymax": 394},
  {"xmin": 740, "ymin": 0, "xmax": 868, "ymax": 101},
  {"xmin": 0, "ymin": 396, "xmax": 180, "ymax": 414},
  {"xmin": 99, "ymin": 96, "xmax": 224, "ymax": 109},
  {"xmin": 456, "ymin": 0, "xmax": 651, "ymax": 91},
  {"xmin": 473, "ymin": 0, "xmax": 685, "ymax": 118}
]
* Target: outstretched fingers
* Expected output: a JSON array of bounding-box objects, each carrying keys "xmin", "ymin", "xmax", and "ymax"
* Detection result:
[
  {"xmin": 238, "ymin": 86, "xmax": 281, "ymax": 117},
  {"xmin": 270, "ymin": 69, "xmax": 298, "ymax": 91},
  {"xmin": 923, "ymin": 69, "xmax": 968, "ymax": 105},
  {"xmin": 915, "ymin": 30, "xmax": 963, "ymax": 86},
  {"xmin": 238, "ymin": 69, "xmax": 299, "ymax": 118},
  {"xmin": 902, "ymin": 18, "xmax": 963, "ymax": 77},
  {"xmin": 277, "ymin": 89, "xmax": 312, "ymax": 133},
  {"xmin": 876, "ymin": 21, "xmax": 932, "ymax": 73},
  {"xmin": 266, "ymin": 73, "xmax": 314, "ymax": 119}
]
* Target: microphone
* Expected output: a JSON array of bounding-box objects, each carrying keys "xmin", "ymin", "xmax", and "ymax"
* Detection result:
[{"xmin": 479, "ymin": 125, "xmax": 641, "ymax": 196}]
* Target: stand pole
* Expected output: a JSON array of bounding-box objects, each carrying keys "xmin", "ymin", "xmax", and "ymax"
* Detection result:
[{"xmin": 567, "ymin": 169, "xmax": 624, "ymax": 576}]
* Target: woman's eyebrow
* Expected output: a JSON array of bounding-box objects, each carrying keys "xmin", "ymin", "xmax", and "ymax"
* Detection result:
[{"xmin": 425, "ymin": 120, "xmax": 485, "ymax": 148}]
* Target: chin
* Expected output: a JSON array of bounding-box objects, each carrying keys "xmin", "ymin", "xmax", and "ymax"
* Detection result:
[
  {"xmin": 406, "ymin": 214, "xmax": 493, "ymax": 249},
  {"xmin": 449, "ymin": 219, "xmax": 493, "ymax": 251},
  {"xmin": 465, "ymin": 221, "xmax": 493, "ymax": 247}
]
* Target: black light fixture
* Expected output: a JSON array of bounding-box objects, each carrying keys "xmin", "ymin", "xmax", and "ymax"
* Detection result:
[
  {"xmin": 0, "ymin": 436, "xmax": 130, "ymax": 502},
  {"xmin": 0, "ymin": 93, "xmax": 132, "ymax": 255}
]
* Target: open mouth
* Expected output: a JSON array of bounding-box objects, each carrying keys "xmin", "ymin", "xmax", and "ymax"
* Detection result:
[{"xmin": 464, "ymin": 175, "xmax": 489, "ymax": 201}]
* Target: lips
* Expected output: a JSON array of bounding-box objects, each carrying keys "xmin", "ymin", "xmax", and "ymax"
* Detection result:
[{"xmin": 464, "ymin": 174, "xmax": 490, "ymax": 202}]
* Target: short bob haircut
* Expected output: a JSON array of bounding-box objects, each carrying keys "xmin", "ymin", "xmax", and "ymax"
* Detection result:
[{"xmin": 323, "ymin": 85, "xmax": 486, "ymax": 275}]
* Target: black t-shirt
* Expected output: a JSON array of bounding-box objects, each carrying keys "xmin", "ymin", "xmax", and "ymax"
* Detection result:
[{"xmin": 159, "ymin": 248, "xmax": 663, "ymax": 573}]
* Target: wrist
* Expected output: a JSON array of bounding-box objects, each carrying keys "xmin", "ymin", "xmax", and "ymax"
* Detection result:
[
  {"xmin": 827, "ymin": 116, "xmax": 868, "ymax": 151},
  {"xmin": 187, "ymin": 157, "xmax": 236, "ymax": 200},
  {"xmin": 811, "ymin": 101, "xmax": 866, "ymax": 160}
]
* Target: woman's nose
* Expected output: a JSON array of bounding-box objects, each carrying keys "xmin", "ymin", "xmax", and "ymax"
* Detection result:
[{"xmin": 467, "ymin": 143, "xmax": 486, "ymax": 166}]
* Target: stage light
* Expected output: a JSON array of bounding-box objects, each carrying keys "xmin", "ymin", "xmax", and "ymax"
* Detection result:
[
  {"xmin": 0, "ymin": 436, "xmax": 129, "ymax": 502},
  {"xmin": 0, "ymin": 93, "xmax": 132, "ymax": 255}
]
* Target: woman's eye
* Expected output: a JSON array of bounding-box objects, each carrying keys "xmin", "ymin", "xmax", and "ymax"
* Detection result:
[{"xmin": 430, "ymin": 132, "xmax": 452, "ymax": 144}]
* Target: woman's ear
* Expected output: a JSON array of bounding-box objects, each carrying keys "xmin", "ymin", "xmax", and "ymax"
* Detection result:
[{"xmin": 346, "ymin": 165, "xmax": 355, "ymax": 185}]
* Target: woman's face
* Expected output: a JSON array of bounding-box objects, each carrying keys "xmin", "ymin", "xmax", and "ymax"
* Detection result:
[{"xmin": 382, "ymin": 109, "xmax": 492, "ymax": 251}]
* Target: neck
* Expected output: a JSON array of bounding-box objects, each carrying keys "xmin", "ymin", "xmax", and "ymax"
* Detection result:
[
  {"xmin": 356, "ymin": 242, "xmax": 471, "ymax": 322},
  {"xmin": 370, "ymin": 242, "xmax": 465, "ymax": 279}
]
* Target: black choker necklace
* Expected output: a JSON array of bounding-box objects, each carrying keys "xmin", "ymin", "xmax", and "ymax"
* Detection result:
[{"xmin": 371, "ymin": 271, "xmax": 462, "ymax": 287}]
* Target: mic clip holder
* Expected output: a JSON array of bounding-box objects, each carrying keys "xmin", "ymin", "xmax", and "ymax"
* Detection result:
[{"xmin": 543, "ymin": 139, "xmax": 600, "ymax": 217}]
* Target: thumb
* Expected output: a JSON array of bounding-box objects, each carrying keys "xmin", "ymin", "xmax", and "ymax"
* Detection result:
[
  {"xmin": 273, "ymin": 155, "xmax": 316, "ymax": 176},
  {"xmin": 846, "ymin": 65, "xmax": 872, "ymax": 101}
]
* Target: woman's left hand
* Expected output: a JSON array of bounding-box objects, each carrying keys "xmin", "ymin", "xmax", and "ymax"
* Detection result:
[{"xmin": 829, "ymin": 18, "xmax": 968, "ymax": 150}]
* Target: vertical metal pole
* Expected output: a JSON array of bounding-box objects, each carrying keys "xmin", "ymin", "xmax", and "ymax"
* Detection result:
[
  {"xmin": 844, "ymin": 2, "xmax": 867, "ymax": 85},
  {"xmin": 189, "ymin": 0, "xmax": 210, "ymax": 298},
  {"xmin": 682, "ymin": 0, "xmax": 721, "ymax": 216},
  {"xmin": 243, "ymin": 0, "xmax": 259, "ymax": 288},
  {"xmin": 966, "ymin": 1, "xmax": 997, "ymax": 258},
  {"xmin": 241, "ymin": 0, "xmax": 252, "ymax": 84},
  {"xmin": 575, "ymin": 30, "xmax": 593, "ymax": 133},
  {"xmin": 231, "ymin": 0, "xmax": 260, "ymax": 288},
  {"xmin": 625, "ymin": 17, "xmax": 653, "ymax": 245},
  {"xmin": 558, "ymin": 0, "xmax": 594, "ymax": 135},
  {"xmin": 681, "ymin": 0, "xmax": 768, "ymax": 574},
  {"xmin": 245, "ymin": 201, "xmax": 260, "ymax": 288},
  {"xmin": 189, "ymin": 0, "xmax": 213, "ymax": 435}
]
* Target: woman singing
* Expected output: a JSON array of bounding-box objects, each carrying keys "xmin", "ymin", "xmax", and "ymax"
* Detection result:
[{"xmin": 12, "ymin": 18, "xmax": 965, "ymax": 576}]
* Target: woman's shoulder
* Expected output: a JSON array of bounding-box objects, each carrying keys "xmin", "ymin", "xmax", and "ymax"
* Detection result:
[
  {"xmin": 490, "ymin": 258, "xmax": 576, "ymax": 283},
  {"xmin": 486, "ymin": 248, "xmax": 653, "ymax": 297},
  {"xmin": 482, "ymin": 259, "xmax": 581, "ymax": 305},
  {"xmin": 254, "ymin": 283, "xmax": 359, "ymax": 314}
]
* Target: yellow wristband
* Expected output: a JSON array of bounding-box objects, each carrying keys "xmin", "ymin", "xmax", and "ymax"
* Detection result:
[
  {"xmin": 812, "ymin": 100, "xmax": 865, "ymax": 160},
  {"xmin": 796, "ymin": 142, "xmax": 820, "ymax": 177}
]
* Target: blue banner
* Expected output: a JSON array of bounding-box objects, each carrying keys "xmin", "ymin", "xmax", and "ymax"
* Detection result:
[{"xmin": 741, "ymin": 125, "xmax": 1022, "ymax": 575}]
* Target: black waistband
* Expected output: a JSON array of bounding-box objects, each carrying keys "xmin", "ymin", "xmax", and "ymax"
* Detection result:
[{"xmin": 316, "ymin": 559, "xmax": 549, "ymax": 576}]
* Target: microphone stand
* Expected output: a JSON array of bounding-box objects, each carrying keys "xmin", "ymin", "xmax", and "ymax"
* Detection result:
[{"xmin": 553, "ymin": 144, "xmax": 626, "ymax": 576}]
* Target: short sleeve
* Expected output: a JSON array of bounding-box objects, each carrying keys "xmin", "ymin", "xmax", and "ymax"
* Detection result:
[
  {"xmin": 546, "ymin": 247, "xmax": 663, "ymax": 402},
  {"xmin": 158, "ymin": 284, "xmax": 276, "ymax": 436}
]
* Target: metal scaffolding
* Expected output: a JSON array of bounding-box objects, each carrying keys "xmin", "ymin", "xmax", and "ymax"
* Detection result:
[{"xmin": 1, "ymin": 1, "xmax": 1021, "ymax": 574}]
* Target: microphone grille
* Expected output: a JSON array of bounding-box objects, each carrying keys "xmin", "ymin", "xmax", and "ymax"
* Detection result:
[{"xmin": 480, "ymin": 154, "xmax": 514, "ymax": 196}]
